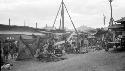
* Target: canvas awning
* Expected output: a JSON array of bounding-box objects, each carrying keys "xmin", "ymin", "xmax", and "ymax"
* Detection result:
[{"xmin": 54, "ymin": 41, "xmax": 65, "ymax": 46}]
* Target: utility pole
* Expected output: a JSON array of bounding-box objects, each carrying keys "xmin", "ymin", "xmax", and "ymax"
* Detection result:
[
  {"xmin": 8, "ymin": 18, "xmax": 11, "ymax": 54},
  {"xmin": 103, "ymin": 14, "xmax": 106, "ymax": 25},
  {"xmin": 46, "ymin": 24, "xmax": 47, "ymax": 28},
  {"xmin": 36, "ymin": 22, "xmax": 37, "ymax": 29},
  {"xmin": 9, "ymin": 18, "xmax": 11, "ymax": 30},
  {"xmin": 59, "ymin": 18, "xmax": 61, "ymax": 29},
  {"xmin": 109, "ymin": 0, "xmax": 113, "ymax": 26},
  {"xmin": 61, "ymin": 0, "xmax": 64, "ymax": 30},
  {"xmin": 109, "ymin": 0, "xmax": 115, "ymax": 42}
]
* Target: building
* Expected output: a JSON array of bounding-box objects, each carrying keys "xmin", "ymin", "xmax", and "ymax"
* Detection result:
[
  {"xmin": 108, "ymin": 17, "xmax": 125, "ymax": 48},
  {"xmin": 108, "ymin": 17, "xmax": 125, "ymax": 38}
]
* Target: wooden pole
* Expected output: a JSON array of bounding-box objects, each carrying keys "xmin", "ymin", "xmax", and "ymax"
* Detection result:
[
  {"xmin": 53, "ymin": 4, "xmax": 62, "ymax": 28},
  {"xmin": 24, "ymin": 20, "xmax": 26, "ymax": 27},
  {"xmin": 64, "ymin": 3, "xmax": 79, "ymax": 51},
  {"xmin": 36, "ymin": 22, "xmax": 37, "ymax": 29},
  {"xmin": 61, "ymin": 0, "xmax": 64, "ymax": 30},
  {"xmin": 103, "ymin": 14, "xmax": 106, "ymax": 25},
  {"xmin": 9, "ymin": 18, "xmax": 10, "ymax": 30},
  {"xmin": 59, "ymin": 18, "xmax": 61, "ymax": 29},
  {"xmin": 109, "ymin": 0, "xmax": 113, "ymax": 26}
]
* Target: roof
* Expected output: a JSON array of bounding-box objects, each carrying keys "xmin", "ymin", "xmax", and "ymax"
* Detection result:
[
  {"xmin": 88, "ymin": 36, "xmax": 95, "ymax": 38},
  {"xmin": 115, "ymin": 17, "xmax": 125, "ymax": 23},
  {"xmin": 108, "ymin": 24, "xmax": 124, "ymax": 29},
  {"xmin": 21, "ymin": 35, "xmax": 33, "ymax": 39}
]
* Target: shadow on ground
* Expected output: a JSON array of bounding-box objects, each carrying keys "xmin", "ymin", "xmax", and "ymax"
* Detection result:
[{"xmin": 110, "ymin": 48, "xmax": 125, "ymax": 53}]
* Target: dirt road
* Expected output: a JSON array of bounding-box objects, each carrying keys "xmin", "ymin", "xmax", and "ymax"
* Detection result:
[{"xmin": 6, "ymin": 50, "xmax": 125, "ymax": 71}]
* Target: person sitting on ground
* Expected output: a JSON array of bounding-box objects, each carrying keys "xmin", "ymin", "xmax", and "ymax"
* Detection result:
[{"xmin": 34, "ymin": 48, "xmax": 40, "ymax": 58}]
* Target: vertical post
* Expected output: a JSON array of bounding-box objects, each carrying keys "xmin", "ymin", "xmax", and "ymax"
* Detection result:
[
  {"xmin": 110, "ymin": 1, "xmax": 112, "ymax": 25},
  {"xmin": 113, "ymin": 31, "xmax": 116, "ymax": 42},
  {"xmin": 36, "ymin": 22, "xmax": 37, "ymax": 29},
  {"xmin": 24, "ymin": 20, "xmax": 26, "ymax": 27},
  {"xmin": 103, "ymin": 14, "xmax": 106, "ymax": 25},
  {"xmin": 9, "ymin": 18, "xmax": 10, "ymax": 30},
  {"xmin": 46, "ymin": 24, "xmax": 47, "ymax": 28},
  {"xmin": 109, "ymin": 0, "xmax": 113, "ymax": 26},
  {"xmin": 59, "ymin": 18, "xmax": 61, "ymax": 29},
  {"xmin": 61, "ymin": 0, "xmax": 64, "ymax": 30},
  {"xmin": 8, "ymin": 18, "xmax": 11, "ymax": 57}
]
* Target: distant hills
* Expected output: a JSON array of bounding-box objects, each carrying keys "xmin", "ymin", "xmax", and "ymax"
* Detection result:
[
  {"xmin": 0, "ymin": 24, "xmax": 44, "ymax": 33},
  {"xmin": 77, "ymin": 25, "xmax": 93, "ymax": 32},
  {"xmin": 0, "ymin": 24, "xmax": 71, "ymax": 33},
  {"xmin": 77, "ymin": 25, "xmax": 97, "ymax": 34},
  {"xmin": 1, "ymin": 24, "xmax": 106, "ymax": 35}
]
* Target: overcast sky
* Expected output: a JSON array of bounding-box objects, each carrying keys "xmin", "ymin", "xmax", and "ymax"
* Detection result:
[{"xmin": 0, "ymin": 0, "xmax": 125, "ymax": 29}]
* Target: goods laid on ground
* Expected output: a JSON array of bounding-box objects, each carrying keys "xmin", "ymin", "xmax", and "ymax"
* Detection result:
[{"xmin": 37, "ymin": 53, "xmax": 65, "ymax": 62}]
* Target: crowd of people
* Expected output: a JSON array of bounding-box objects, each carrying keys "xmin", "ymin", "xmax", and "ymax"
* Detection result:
[
  {"xmin": 1, "ymin": 31, "xmax": 119, "ymax": 69},
  {"xmin": 1, "ymin": 39, "xmax": 19, "ymax": 69}
]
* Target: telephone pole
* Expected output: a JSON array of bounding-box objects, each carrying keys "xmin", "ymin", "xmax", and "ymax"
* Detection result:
[
  {"xmin": 9, "ymin": 18, "xmax": 11, "ymax": 30},
  {"xmin": 61, "ymin": 0, "xmax": 64, "ymax": 30},
  {"xmin": 36, "ymin": 22, "xmax": 37, "ymax": 29},
  {"xmin": 109, "ymin": 0, "xmax": 113, "ymax": 26},
  {"xmin": 8, "ymin": 18, "xmax": 11, "ymax": 53}
]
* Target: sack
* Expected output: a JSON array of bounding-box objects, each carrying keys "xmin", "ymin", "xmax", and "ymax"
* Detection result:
[{"xmin": 1, "ymin": 64, "xmax": 13, "ymax": 70}]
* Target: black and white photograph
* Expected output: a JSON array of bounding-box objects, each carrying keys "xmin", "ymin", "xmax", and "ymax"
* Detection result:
[{"xmin": 0, "ymin": 0, "xmax": 125, "ymax": 71}]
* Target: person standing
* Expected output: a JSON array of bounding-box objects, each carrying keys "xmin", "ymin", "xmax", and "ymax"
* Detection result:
[{"xmin": 84, "ymin": 38, "xmax": 89, "ymax": 48}]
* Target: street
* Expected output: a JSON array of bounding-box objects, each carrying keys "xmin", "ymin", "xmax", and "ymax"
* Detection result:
[{"xmin": 7, "ymin": 50, "xmax": 125, "ymax": 71}]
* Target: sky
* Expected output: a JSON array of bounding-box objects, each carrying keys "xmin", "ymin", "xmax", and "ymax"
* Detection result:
[{"xmin": 0, "ymin": 0, "xmax": 125, "ymax": 29}]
